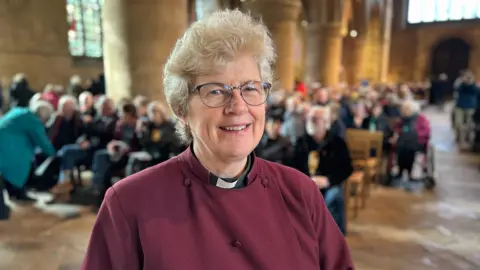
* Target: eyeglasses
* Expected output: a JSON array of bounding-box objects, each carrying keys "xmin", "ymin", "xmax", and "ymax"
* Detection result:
[{"xmin": 193, "ymin": 81, "xmax": 272, "ymax": 108}]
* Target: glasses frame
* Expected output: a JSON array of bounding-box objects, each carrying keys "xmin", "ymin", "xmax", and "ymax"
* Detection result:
[{"xmin": 192, "ymin": 80, "xmax": 272, "ymax": 108}]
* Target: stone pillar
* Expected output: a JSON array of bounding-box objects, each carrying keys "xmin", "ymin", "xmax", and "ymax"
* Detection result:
[
  {"xmin": 304, "ymin": 23, "xmax": 322, "ymax": 85},
  {"xmin": 103, "ymin": 0, "xmax": 188, "ymax": 102},
  {"xmin": 363, "ymin": 16, "xmax": 382, "ymax": 82},
  {"xmin": 253, "ymin": 0, "xmax": 301, "ymax": 90},
  {"xmin": 347, "ymin": 36, "xmax": 367, "ymax": 85},
  {"xmin": 379, "ymin": 0, "xmax": 393, "ymax": 82},
  {"xmin": 317, "ymin": 23, "xmax": 344, "ymax": 87},
  {"xmin": 195, "ymin": 0, "xmax": 222, "ymax": 20}
]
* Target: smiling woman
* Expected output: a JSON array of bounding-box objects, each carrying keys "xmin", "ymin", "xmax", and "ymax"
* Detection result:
[{"xmin": 82, "ymin": 9, "xmax": 354, "ymax": 270}]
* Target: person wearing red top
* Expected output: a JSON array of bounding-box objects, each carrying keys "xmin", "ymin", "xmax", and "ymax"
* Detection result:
[{"xmin": 82, "ymin": 10, "xmax": 354, "ymax": 270}]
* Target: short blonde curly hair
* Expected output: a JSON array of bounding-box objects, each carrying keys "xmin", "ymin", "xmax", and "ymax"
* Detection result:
[{"xmin": 163, "ymin": 9, "xmax": 276, "ymax": 144}]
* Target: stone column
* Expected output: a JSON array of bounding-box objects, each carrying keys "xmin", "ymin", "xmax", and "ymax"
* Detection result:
[
  {"xmin": 318, "ymin": 23, "xmax": 344, "ymax": 87},
  {"xmin": 252, "ymin": 0, "xmax": 301, "ymax": 90},
  {"xmin": 103, "ymin": 0, "xmax": 188, "ymax": 102},
  {"xmin": 304, "ymin": 23, "xmax": 322, "ymax": 84},
  {"xmin": 347, "ymin": 35, "xmax": 367, "ymax": 85},
  {"xmin": 379, "ymin": 0, "xmax": 393, "ymax": 82}
]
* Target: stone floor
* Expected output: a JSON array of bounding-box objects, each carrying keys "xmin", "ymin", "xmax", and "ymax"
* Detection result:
[{"xmin": 1, "ymin": 105, "xmax": 479, "ymax": 270}]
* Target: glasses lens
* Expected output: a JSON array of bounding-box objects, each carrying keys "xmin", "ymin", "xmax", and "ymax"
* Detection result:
[
  {"xmin": 197, "ymin": 81, "xmax": 271, "ymax": 107},
  {"xmin": 198, "ymin": 83, "xmax": 231, "ymax": 107},
  {"xmin": 241, "ymin": 81, "xmax": 268, "ymax": 106}
]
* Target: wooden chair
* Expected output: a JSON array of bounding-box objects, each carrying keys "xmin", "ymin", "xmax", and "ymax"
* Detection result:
[
  {"xmin": 345, "ymin": 129, "xmax": 371, "ymax": 218},
  {"xmin": 346, "ymin": 129, "xmax": 384, "ymax": 208}
]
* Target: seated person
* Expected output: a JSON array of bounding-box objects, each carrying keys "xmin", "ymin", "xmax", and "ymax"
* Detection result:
[
  {"xmin": 126, "ymin": 101, "xmax": 182, "ymax": 176},
  {"xmin": 255, "ymin": 114, "xmax": 294, "ymax": 165},
  {"xmin": 361, "ymin": 102, "xmax": 392, "ymax": 152},
  {"xmin": 293, "ymin": 106, "xmax": 353, "ymax": 235},
  {"xmin": 50, "ymin": 96, "xmax": 117, "ymax": 203},
  {"xmin": 133, "ymin": 95, "xmax": 150, "ymax": 119},
  {"xmin": 92, "ymin": 102, "xmax": 139, "ymax": 207},
  {"xmin": 344, "ymin": 102, "xmax": 365, "ymax": 129},
  {"xmin": 79, "ymin": 91, "xmax": 97, "ymax": 119},
  {"xmin": 329, "ymin": 102, "xmax": 346, "ymax": 139},
  {"xmin": 48, "ymin": 95, "xmax": 84, "ymax": 151},
  {"xmin": 280, "ymin": 94, "xmax": 306, "ymax": 145},
  {"xmin": 391, "ymin": 100, "xmax": 430, "ymax": 181}
]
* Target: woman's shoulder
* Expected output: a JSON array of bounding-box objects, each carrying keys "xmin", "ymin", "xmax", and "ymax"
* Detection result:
[{"xmin": 112, "ymin": 156, "xmax": 184, "ymax": 198}]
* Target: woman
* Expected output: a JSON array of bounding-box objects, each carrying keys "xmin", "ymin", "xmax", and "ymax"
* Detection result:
[
  {"xmin": 0, "ymin": 100, "xmax": 56, "ymax": 219},
  {"xmin": 391, "ymin": 100, "xmax": 430, "ymax": 181},
  {"xmin": 82, "ymin": 10, "xmax": 353, "ymax": 270},
  {"xmin": 126, "ymin": 101, "xmax": 182, "ymax": 176}
]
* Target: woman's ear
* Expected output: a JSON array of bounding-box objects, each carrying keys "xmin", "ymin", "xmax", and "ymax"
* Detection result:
[{"xmin": 178, "ymin": 116, "xmax": 188, "ymax": 127}]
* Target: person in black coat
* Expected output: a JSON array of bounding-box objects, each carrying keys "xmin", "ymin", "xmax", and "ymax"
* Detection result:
[
  {"xmin": 293, "ymin": 105, "xmax": 353, "ymax": 235},
  {"xmin": 126, "ymin": 102, "xmax": 184, "ymax": 176},
  {"xmin": 255, "ymin": 114, "xmax": 294, "ymax": 166}
]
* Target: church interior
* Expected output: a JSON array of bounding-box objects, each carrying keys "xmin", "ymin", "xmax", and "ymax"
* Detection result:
[{"xmin": 1, "ymin": 0, "xmax": 480, "ymax": 269}]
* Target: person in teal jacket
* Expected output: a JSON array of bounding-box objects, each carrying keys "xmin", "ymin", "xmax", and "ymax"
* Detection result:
[{"xmin": 0, "ymin": 100, "xmax": 56, "ymax": 219}]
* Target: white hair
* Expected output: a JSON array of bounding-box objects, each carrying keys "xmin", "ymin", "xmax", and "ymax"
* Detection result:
[
  {"xmin": 163, "ymin": 9, "xmax": 276, "ymax": 144},
  {"xmin": 53, "ymin": 84, "xmax": 64, "ymax": 93},
  {"xmin": 12, "ymin": 73, "xmax": 26, "ymax": 84},
  {"xmin": 95, "ymin": 95, "xmax": 112, "ymax": 115},
  {"xmin": 306, "ymin": 105, "xmax": 331, "ymax": 136},
  {"xmin": 147, "ymin": 101, "xmax": 168, "ymax": 120},
  {"xmin": 78, "ymin": 91, "xmax": 93, "ymax": 107},
  {"xmin": 29, "ymin": 100, "xmax": 54, "ymax": 121},
  {"xmin": 29, "ymin": 93, "xmax": 43, "ymax": 108},
  {"xmin": 57, "ymin": 95, "xmax": 78, "ymax": 113},
  {"xmin": 401, "ymin": 99, "xmax": 420, "ymax": 114},
  {"xmin": 70, "ymin": 75, "xmax": 82, "ymax": 85},
  {"xmin": 43, "ymin": 83, "xmax": 54, "ymax": 93}
]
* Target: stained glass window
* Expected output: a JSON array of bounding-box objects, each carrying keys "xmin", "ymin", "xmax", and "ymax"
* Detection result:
[
  {"xmin": 408, "ymin": 0, "xmax": 480, "ymax": 24},
  {"xmin": 66, "ymin": 0, "xmax": 103, "ymax": 58}
]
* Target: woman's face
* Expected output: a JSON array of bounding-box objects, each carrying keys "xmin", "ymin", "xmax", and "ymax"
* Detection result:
[{"xmin": 184, "ymin": 55, "xmax": 266, "ymax": 162}]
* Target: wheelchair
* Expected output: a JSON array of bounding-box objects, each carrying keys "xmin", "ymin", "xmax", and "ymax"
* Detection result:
[{"xmin": 386, "ymin": 142, "xmax": 436, "ymax": 190}]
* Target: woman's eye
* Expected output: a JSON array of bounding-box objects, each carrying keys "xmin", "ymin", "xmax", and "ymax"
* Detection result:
[{"xmin": 209, "ymin": 89, "xmax": 224, "ymax": 95}]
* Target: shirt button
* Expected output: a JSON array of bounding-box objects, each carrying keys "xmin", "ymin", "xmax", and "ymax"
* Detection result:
[
  {"xmin": 183, "ymin": 178, "xmax": 191, "ymax": 187},
  {"xmin": 232, "ymin": 240, "xmax": 242, "ymax": 248}
]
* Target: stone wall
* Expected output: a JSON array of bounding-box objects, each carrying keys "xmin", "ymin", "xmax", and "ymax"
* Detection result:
[
  {"xmin": 0, "ymin": 0, "xmax": 102, "ymax": 92},
  {"xmin": 389, "ymin": 22, "xmax": 480, "ymax": 83}
]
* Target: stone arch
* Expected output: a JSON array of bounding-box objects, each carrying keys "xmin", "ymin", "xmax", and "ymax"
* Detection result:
[
  {"xmin": 430, "ymin": 37, "xmax": 472, "ymax": 75},
  {"xmin": 430, "ymin": 37, "xmax": 472, "ymax": 95}
]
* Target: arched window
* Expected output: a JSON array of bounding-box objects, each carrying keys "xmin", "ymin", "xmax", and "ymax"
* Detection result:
[
  {"xmin": 66, "ymin": 0, "xmax": 104, "ymax": 58},
  {"xmin": 408, "ymin": 0, "xmax": 480, "ymax": 24}
]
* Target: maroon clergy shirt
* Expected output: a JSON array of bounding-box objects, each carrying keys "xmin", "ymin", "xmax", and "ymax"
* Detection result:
[{"xmin": 82, "ymin": 148, "xmax": 354, "ymax": 270}]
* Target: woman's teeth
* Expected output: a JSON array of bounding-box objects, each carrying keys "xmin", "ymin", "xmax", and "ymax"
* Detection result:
[{"xmin": 222, "ymin": 125, "xmax": 247, "ymax": 131}]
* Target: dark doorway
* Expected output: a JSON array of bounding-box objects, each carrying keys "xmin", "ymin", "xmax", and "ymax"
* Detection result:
[{"xmin": 430, "ymin": 38, "xmax": 471, "ymax": 98}]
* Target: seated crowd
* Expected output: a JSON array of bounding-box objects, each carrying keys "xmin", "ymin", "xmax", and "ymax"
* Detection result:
[{"xmin": 0, "ymin": 73, "xmax": 435, "ymax": 235}]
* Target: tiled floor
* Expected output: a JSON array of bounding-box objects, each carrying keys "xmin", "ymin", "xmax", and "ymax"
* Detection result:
[{"xmin": 1, "ymin": 105, "xmax": 479, "ymax": 270}]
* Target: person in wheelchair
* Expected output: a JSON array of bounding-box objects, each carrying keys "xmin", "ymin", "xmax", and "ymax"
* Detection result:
[
  {"xmin": 391, "ymin": 100, "xmax": 430, "ymax": 182},
  {"xmin": 293, "ymin": 106, "xmax": 353, "ymax": 235},
  {"xmin": 126, "ymin": 101, "xmax": 183, "ymax": 176}
]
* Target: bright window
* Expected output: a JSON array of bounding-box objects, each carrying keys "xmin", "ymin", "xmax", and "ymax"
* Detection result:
[
  {"xmin": 66, "ymin": 0, "xmax": 103, "ymax": 58},
  {"xmin": 407, "ymin": 0, "xmax": 480, "ymax": 24}
]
